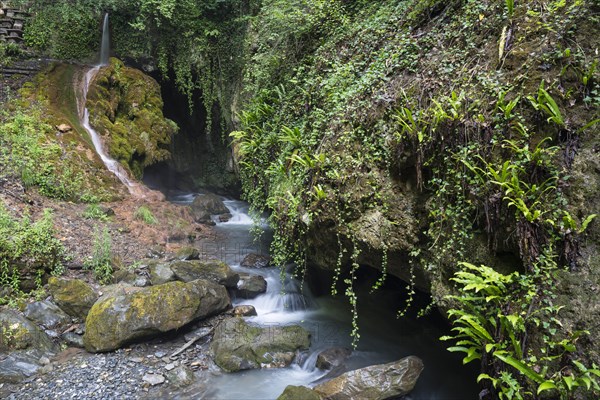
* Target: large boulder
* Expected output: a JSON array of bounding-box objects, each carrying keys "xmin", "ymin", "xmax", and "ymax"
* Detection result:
[
  {"xmin": 48, "ymin": 277, "xmax": 98, "ymax": 319},
  {"xmin": 0, "ymin": 309, "xmax": 58, "ymax": 383},
  {"xmin": 170, "ymin": 260, "xmax": 239, "ymax": 288},
  {"xmin": 277, "ymin": 385, "xmax": 322, "ymax": 400},
  {"xmin": 210, "ymin": 318, "xmax": 310, "ymax": 372},
  {"xmin": 236, "ymin": 274, "xmax": 267, "ymax": 299},
  {"xmin": 23, "ymin": 300, "xmax": 71, "ymax": 329},
  {"xmin": 313, "ymin": 356, "xmax": 424, "ymax": 400},
  {"xmin": 190, "ymin": 194, "xmax": 230, "ymax": 223},
  {"xmin": 84, "ymin": 279, "xmax": 230, "ymax": 352},
  {"xmin": 148, "ymin": 261, "xmax": 176, "ymax": 285}
]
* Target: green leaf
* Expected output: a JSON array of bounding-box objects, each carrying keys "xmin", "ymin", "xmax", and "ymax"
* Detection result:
[
  {"xmin": 494, "ymin": 351, "xmax": 544, "ymax": 384},
  {"xmin": 537, "ymin": 381, "xmax": 557, "ymax": 394}
]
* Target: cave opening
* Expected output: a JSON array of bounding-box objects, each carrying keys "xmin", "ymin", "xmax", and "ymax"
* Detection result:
[{"xmin": 142, "ymin": 71, "xmax": 240, "ymax": 197}]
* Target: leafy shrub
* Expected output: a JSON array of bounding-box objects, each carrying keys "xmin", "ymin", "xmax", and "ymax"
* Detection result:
[
  {"xmin": 0, "ymin": 204, "xmax": 65, "ymax": 302},
  {"xmin": 84, "ymin": 226, "xmax": 113, "ymax": 284},
  {"xmin": 83, "ymin": 204, "xmax": 111, "ymax": 221}
]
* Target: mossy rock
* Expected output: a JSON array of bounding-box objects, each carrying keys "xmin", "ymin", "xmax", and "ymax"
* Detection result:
[
  {"xmin": 83, "ymin": 279, "xmax": 230, "ymax": 352},
  {"xmin": 277, "ymin": 386, "xmax": 322, "ymax": 400},
  {"xmin": 86, "ymin": 58, "xmax": 178, "ymax": 179},
  {"xmin": 210, "ymin": 318, "xmax": 310, "ymax": 372},
  {"xmin": 170, "ymin": 260, "xmax": 239, "ymax": 288},
  {"xmin": 48, "ymin": 277, "xmax": 98, "ymax": 319}
]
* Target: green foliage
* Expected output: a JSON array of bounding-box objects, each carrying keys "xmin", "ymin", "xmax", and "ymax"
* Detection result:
[
  {"xmin": 0, "ymin": 204, "xmax": 65, "ymax": 303},
  {"xmin": 134, "ymin": 205, "xmax": 157, "ymax": 225},
  {"xmin": 0, "ymin": 106, "xmax": 108, "ymax": 202},
  {"xmin": 84, "ymin": 226, "xmax": 113, "ymax": 284},
  {"xmin": 83, "ymin": 204, "xmax": 111, "ymax": 221},
  {"xmin": 443, "ymin": 261, "xmax": 600, "ymax": 399},
  {"xmin": 0, "ymin": 42, "xmax": 22, "ymax": 68}
]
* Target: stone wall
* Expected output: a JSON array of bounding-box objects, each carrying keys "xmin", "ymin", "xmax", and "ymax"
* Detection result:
[{"xmin": 0, "ymin": 6, "xmax": 29, "ymax": 45}]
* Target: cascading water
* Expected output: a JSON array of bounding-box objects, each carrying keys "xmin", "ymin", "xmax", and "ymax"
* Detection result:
[
  {"xmin": 78, "ymin": 13, "xmax": 154, "ymax": 198},
  {"xmin": 172, "ymin": 195, "xmax": 479, "ymax": 399}
]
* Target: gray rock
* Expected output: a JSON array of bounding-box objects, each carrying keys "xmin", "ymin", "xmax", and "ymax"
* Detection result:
[
  {"xmin": 171, "ymin": 260, "xmax": 239, "ymax": 288},
  {"xmin": 316, "ymin": 347, "xmax": 352, "ymax": 370},
  {"xmin": 236, "ymin": 274, "xmax": 267, "ymax": 299},
  {"xmin": 190, "ymin": 194, "xmax": 230, "ymax": 223},
  {"xmin": 313, "ymin": 356, "xmax": 424, "ymax": 400},
  {"xmin": 233, "ymin": 305, "xmax": 257, "ymax": 317},
  {"xmin": 84, "ymin": 279, "xmax": 230, "ymax": 352},
  {"xmin": 0, "ymin": 310, "xmax": 58, "ymax": 383},
  {"xmin": 165, "ymin": 365, "xmax": 195, "ymax": 387},
  {"xmin": 175, "ymin": 247, "xmax": 200, "ymax": 261},
  {"xmin": 61, "ymin": 332, "xmax": 85, "ymax": 348},
  {"xmin": 210, "ymin": 318, "xmax": 310, "ymax": 372},
  {"xmin": 23, "ymin": 300, "xmax": 71, "ymax": 329},
  {"xmin": 148, "ymin": 261, "xmax": 176, "ymax": 285},
  {"xmin": 183, "ymin": 326, "xmax": 213, "ymax": 342},
  {"xmin": 48, "ymin": 277, "xmax": 98, "ymax": 319},
  {"xmin": 142, "ymin": 373, "xmax": 165, "ymax": 386},
  {"xmin": 277, "ymin": 385, "xmax": 322, "ymax": 400},
  {"xmin": 240, "ymin": 253, "xmax": 272, "ymax": 268}
]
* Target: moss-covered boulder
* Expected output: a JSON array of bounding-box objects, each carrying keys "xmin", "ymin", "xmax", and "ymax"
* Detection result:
[
  {"xmin": 48, "ymin": 277, "xmax": 98, "ymax": 319},
  {"xmin": 190, "ymin": 193, "xmax": 230, "ymax": 223},
  {"xmin": 83, "ymin": 279, "xmax": 230, "ymax": 352},
  {"xmin": 210, "ymin": 318, "xmax": 310, "ymax": 372},
  {"xmin": 170, "ymin": 260, "xmax": 239, "ymax": 288},
  {"xmin": 313, "ymin": 356, "xmax": 424, "ymax": 400},
  {"xmin": 277, "ymin": 385, "xmax": 322, "ymax": 400},
  {"xmin": 86, "ymin": 58, "xmax": 177, "ymax": 179}
]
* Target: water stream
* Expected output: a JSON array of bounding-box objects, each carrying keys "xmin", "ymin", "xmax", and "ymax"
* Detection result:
[{"xmin": 172, "ymin": 194, "xmax": 478, "ymax": 399}]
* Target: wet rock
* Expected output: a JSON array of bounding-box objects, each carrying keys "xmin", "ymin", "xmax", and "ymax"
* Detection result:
[
  {"xmin": 218, "ymin": 213, "xmax": 232, "ymax": 223},
  {"xmin": 48, "ymin": 277, "xmax": 98, "ymax": 319},
  {"xmin": 61, "ymin": 332, "xmax": 85, "ymax": 348},
  {"xmin": 240, "ymin": 253, "xmax": 272, "ymax": 269},
  {"xmin": 313, "ymin": 356, "xmax": 424, "ymax": 400},
  {"xmin": 233, "ymin": 305, "xmax": 257, "ymax": 317},
  {"xmin": 210, "ymin": 318, "xmax": 310, "ymax": 372},
  {"xmin": 148, "ymin": 261, "xmax": 176, "ymax": 285},
  {"xmin": 190, "ymin": 194, "xmax": 229, "ymax": 223},
  {"xmin": 165, "ymin": 365, "xmax": 195, "ymax": 387},
  {"xmin": 142, "ymin": 373, "xmax": 165, "ymax": 386},
  {"xmin": 84, "ymin": 279, "xmax": 230, "ymax": 352},
  {"xmin": 23, "ymin": 300, "xmax": 70, "ymax": 329},
  {"xmin": 236, "ymin": 274, "xmax": 267, "ymax": 299},
  {"xmin": 175, "ymin": 246, "xmax": 200, "ymax": 261},
  {"xmin": 316, "ymin": 347, "xmax": 352, "ymax": 370},
  {"xmin": 277, "ymin": 385, "xmax": 322, "ymax": 400},
  {"xmin": 171, "ymin": 260, "xmax": 239, "ymax": 288}
]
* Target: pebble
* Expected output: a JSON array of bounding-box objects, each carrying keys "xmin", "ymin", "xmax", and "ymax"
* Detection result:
[{"xmin": 142, "ymin": 373, "xmax": 165, "ymax": 386}]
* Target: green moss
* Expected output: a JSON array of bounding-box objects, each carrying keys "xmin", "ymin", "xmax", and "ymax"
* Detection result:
[{"xmin": 86, "ymin": 58, "xmax": 178, "ymax": 179}]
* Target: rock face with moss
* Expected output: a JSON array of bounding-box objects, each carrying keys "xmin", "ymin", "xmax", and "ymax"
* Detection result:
[
  {"xmin": 210, "ymin": 317, "xmax": 310, "ymax": 372},
  {"xmin": 83, "ymin": 279, "xmax": 230, "ymax": 352},
  {"xmin": 86, "ymin": 58, "xmax": 177, "ymax": 179},
  {"xmin": 48, "ymin": 277, "xmax": 98, "ymax": 319}
]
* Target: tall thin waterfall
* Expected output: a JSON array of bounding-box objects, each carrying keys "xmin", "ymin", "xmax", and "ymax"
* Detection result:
[
  {"xmin": 77, "ymin": 13, "xmax": 158, "ymax": 199},
  {"xmin": 99, "ymin": 13, "xmax": 110, "ymax": 66}
]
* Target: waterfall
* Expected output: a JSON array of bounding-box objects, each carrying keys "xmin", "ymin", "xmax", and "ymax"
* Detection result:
[
  {"xmin": 77, "ymin": 13, "xmax": 160, "ymax": 199},
  {"xmin": 99, "ymin": 13, "xmax": 110, "ymax": 66}
]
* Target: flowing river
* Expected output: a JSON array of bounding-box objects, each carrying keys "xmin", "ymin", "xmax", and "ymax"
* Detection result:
[{"xmin": 167, "ymin": 193, "xmax": 479, "ymax": 399}]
